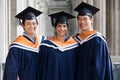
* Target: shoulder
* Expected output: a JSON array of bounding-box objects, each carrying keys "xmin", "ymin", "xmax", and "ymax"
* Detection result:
[
  {"xmin": 89, "ymin": 32, "xmax": 108, "ymax": 48},
  {"xmin": 93, "ymin": 32, "xmax": 107, "ymax": 43},
  {"xmin": 74, "ymin": 32, "xmax": 107, "ymax": 45},
  {"xmin": 12, "ymin": 35, "xmax": 23, "ymax": 42},
  {"xmin": 40, "ymin": 39, "xmax": 54, "ymax": 46},
  {"xmin": 9, "ymin": 35, "xmax": 23, "ymax": 47},
  {"xmin": 38, "ymin": 35, "xmax": 47, "ymax": 43}
]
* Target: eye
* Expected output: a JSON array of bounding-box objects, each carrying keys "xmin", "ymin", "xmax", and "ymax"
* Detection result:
[
  {"xmin": 26, "ymin": 23, "xmax": 31, "ymax": 26},
  {"xmin": 77, "ymin": 17, "xmax": 81, "ymax": 20},
  {"xmin": 32, "ymin": 22, "xmax": 37, "ymax": 26},
  {"xmin": 57, "ymin": 25, "xmax": 61, "ymax": 27},
  {"xmin": 83, "ymin": 18, "xmax": 88, "ymax": 21},
  {"xmin": 56, "ymin": 24, "xmax": 62, "ymax": 28},
  {"xmin": 63, "ymin": 25, "xmax": 67, "ymax": 28}
]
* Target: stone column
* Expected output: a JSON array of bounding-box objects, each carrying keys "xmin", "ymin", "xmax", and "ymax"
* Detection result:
[
  {"xmin": 11, "ymin": 0, "xmax": 17, "ymax": 41},
  {"xmin": 70, "ymin": 0, "xmax": 80, "ymax": 35},
  {"xmin": 93, "ymin": 0, "xmax": 106, "ymax": 37},
  {"xmin": 16, "ymin": 0, "xmax": 25, "ymax": 36},
  {"xmin": 0, "ymin": 1, "xmax": 9, "ymax": 79},
  {"xmin": 110, "ymin": 0, "xmax": 116, "ymax": 56},
  {"xmin": 106, "ymin": 0, "xmax": 114, "ymax": 55},
  {"xmin": 108, "ymin": 0, "xmax": 120, "ymax": 62},
  {"xmin": 38, "ymin": 0, "xmax": 49, "ymax": 35},
  {"xmin": 114, "ymin": 0, "xmax": 120, "ymax": 56},
  {"xmin": 26, "ymin": 0, "xmax": 35, "ymax": 6},
  {"xmin": 0, "ymin": 0, "xmax": 9, "ymax": 63},
  {"xmin": 106, "ymin": 0, "xmax": 120, "ymax": 56}
]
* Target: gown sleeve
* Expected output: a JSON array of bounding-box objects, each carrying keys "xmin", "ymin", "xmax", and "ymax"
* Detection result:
[
  {"xmin": 89, "ymin": 37, "xmax": 113, "ymax": 80},
  {"xmin": 38, "ymin": 44, "xmax": 48, "ymax": 80},
  {"xmin": 3, "ymin": 47, "xmax": 21, "ymax": 80}
]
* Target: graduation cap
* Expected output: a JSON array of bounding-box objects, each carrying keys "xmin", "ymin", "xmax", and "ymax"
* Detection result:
[
  {"xmin": 48, "ymin": 11, "xmax": 75, "ymax": 27},
  {"xmin": 15, "ymin": 6, "xmax": 42, "ymax": 24},
  {"xmin": 74, "ymin": 2, "xmax": 100, "ymax": 16}
]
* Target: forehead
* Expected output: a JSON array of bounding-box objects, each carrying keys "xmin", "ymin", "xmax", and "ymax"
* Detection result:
[
  {"xmin": 55, "ymin": 23, "xmax": 68, "ymax": 28},
  {"xmin": 25, "ymin": 19, "xmax": 37, "ymax": 23},
  {"xmin": 56, "ymin": 23, "xmax": 68, "ymax": 26},
  {"xmin": 77, "ymin": 15, "xmax": 90, "ymax": 18}
]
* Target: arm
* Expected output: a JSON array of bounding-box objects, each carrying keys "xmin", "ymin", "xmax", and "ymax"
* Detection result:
[
  {"xmin": 3, "ymin": 47, "xmax": 20, "ymax": 80},
  {"xmin": 38, "ymin": 44, "xmax": 48, "ymax": 80},
  {"xmin": 90, "ymin": 37, "xmax": 113, "ymax": 80}
]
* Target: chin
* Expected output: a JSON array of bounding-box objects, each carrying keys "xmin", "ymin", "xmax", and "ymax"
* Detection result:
[{"xmin": 58, "ymin": 34, "xmax": 65, "ymax": 37}]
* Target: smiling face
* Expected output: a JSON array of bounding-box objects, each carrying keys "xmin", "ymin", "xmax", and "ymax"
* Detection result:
[
  {"xmin": 22, "ymin": 19, "xmax": 38, "ymax": 37},
  {"xmin": 77, "ymin": 15, "xmax": 93, "ymax": 32},
  {"xmin": 55, "ymin": 23, "xmax": 68, "ymax": 37}
]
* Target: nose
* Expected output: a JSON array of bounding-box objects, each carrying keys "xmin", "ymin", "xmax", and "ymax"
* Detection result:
[
  {"xmin": 59, "ymin": 26, "xmax": 64, "ymax": 30},
  {"xmin": 61, "ymin": 26, "xmax": 64, "ymax": 29},
  {"xmin": 80, "ymin": 19, "xmax": 85, "ymax": 24}
]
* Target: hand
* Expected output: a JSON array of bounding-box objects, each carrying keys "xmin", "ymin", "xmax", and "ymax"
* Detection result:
[
  {"xmin": 72, "ymin": 33, "xmax": 79, "ymax": 38},
  {"xmin": 47, "ymin": 36, "xmax": 54, "ymax": 40}
]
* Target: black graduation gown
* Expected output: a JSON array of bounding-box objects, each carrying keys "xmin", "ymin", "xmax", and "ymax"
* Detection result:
[
  {"xmin": 39, "ymin": 37, "xmax": 79, "ymax": 80},
  {"xmin": 74, "ymin": 32, "xmax": 113, "ymax": 80},
  {"xmin": 3, "ymin": 35, "xmax": 45, "ymax": 80}
]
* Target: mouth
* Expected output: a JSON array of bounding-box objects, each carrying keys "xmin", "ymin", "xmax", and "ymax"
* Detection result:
[
  {"xmin": 80, "ymin": 25, "xmax": 85, "ymax": 28},
  {"xmin": 58, "ymin": 31, "xmax": 65, "ymax": 35}
]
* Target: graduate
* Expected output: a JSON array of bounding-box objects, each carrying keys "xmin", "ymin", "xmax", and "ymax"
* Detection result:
[
  {"xmin": 39, "ymin": 11, "xmax": 79, "ymax": 80},
  {"xmin": 73, "ymin": 2, "xmax": 113, "ymax": 80},
  {"xmin": 3, "ymin": 6, "xmax": 46, "ymax": 80}
]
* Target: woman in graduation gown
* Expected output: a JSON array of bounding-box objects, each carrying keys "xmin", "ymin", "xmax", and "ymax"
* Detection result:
[
  {"xmin": 73, "ymin": 2, "xmax": 113, "ymax": 80},
  {"xmin": 39, "ymin": 11, "xmax": 79, "ymax": 80},
  {"xmin": 3, "ymin": 6, "xmax": 46, "ymax": 80}
]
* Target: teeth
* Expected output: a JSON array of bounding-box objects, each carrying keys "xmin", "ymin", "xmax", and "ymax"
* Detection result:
[
  {"xmin": 81, "ymin": 25, "xmax": 85, "ymax": 27},
  {"xmin": 60, "ymin": 31, "xmax": 64, "ymax": 32},
  {"xmin": 81, "ymin": 24, "xmax": 84, "ymax": 26}
]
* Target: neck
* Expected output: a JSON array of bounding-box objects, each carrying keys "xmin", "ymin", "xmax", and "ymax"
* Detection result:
[
  {"xmin": 56, "ymin": 35, "xmax": 66, "ymax": 43},
  {"xmin": 24, "ymin": 32, "xmax": 36, "ymax": 40},
  {"xmin": 81, "ymin": 28, "xmax": 93, "ymax": 35},
  {"xmin": 29, "ymin": 35, "xmax": 35, "ymax": 40}
]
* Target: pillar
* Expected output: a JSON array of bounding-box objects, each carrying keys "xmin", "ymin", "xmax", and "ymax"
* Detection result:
[{"xmin": 0, "ymin": 0, "xmax": 9, "ymax": 63}]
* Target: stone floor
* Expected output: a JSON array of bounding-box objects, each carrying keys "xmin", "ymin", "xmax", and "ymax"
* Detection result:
[{"xmin": 113, "ymin": 63, "xmax": 120, "ymax": 80}]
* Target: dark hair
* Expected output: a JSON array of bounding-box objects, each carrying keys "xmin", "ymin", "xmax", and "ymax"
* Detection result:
[
  {"xmin": 21, "ymin": 18, "xmax": 38, "ymax": 25},
  {"xmin": 54, "ymin": 22, "xmax": 69, "ymax": 28}
]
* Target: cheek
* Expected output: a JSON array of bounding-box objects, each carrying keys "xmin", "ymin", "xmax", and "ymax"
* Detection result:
[
  {"xmin": 65, "ymin": 28, "xmax": 68, "ymax": 31},
  {"xmin": 87, "ymin": 21, "xmax": 92, "ymax": 26},
  {"xmin": 22, "ymin": 25, "xmax": 25, "ymax": 29},
  {"xmin": 35, "ymin": 25, "xmax": 38, "ymax": 27},
  {"xmin": 34, "ymin": 26, "xmax": 37, "ymax": 29},
  {"xmin": 55, "ymin": 27, "xmax": 58, "ymax": 32},
  {"xmin": 77, "ymin": 20, "xmax": 80, "ymax": 24},
  {"xmin": 23, "ymin": 26, "xmax": 27, "ymax": 31}
]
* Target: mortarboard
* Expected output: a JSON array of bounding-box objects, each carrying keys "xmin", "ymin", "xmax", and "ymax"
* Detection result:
[
  {"xmin": 74, "ymin": 2, "xmax": 100, "ymax": 16},
  {"xmin": 15, "ymin": 6, "xmax": 42, "ymax": 20},
  {"xmin": 48, "ymin": 11, "xmax": 75, "ymax": 27}
]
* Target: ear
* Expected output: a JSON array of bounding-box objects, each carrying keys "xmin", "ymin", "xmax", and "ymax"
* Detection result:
[
  {"xmin": 54, "ymin": 26, "xmax": 56, "ymax": 29},
  {"xmin": 22, "ymin": 24, "xmax": 25, "ymax": 30},
  {"xmin": 22, "ymin": 24, "xmax": 24, "ymax": 28},
  {"xmin": 91, "ymin": 17, "xmax": 94, "ymax": 23}
]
